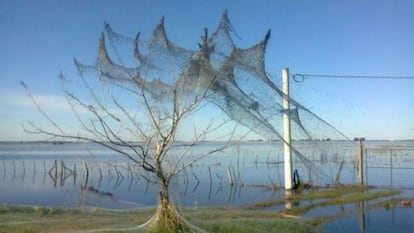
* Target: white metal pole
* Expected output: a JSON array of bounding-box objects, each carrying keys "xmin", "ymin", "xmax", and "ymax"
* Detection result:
[
  {"xmin": 282, "ymin": 68, "xmax": 293, "ymax": 190},
  {"xmin": 357, "ymin": 138, "xmax": 364, "ymax": 185}
]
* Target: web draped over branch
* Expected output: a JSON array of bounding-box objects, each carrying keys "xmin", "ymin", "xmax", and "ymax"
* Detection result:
[{"xmin": 75, "ymin": 11, "xmax": 349, "ymax": 183}]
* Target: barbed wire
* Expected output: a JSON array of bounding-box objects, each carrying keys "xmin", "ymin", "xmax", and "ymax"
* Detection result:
[{"xmin": 292, "ymin": 73, "xmax": 414, "ymax": 82}]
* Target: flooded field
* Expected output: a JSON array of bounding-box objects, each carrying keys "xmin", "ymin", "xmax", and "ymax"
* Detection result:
[
  {"xmin": 0, "ymin": 141, "xmax": 287, "ymax": 208},
  {"xmin": 324, "ymin": 205, "xmax": 414, "ymax": 233},
  {"xmin": 1, "ymin": 140, "xmax": 414, "ymax": 232}
]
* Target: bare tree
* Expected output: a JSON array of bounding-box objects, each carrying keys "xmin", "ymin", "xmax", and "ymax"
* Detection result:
[
  {"xmin": 21, "ymin": 13, "xmax": 252, "ymax": 232},
  {"xmin": 22, "ymin": 9, "xmax": 327, "ymax": 231}
]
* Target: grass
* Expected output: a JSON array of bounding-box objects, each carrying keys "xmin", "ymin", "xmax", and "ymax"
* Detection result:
[
  {"xmin": 288, "ymin": 185, "xmax": 367, "ymax": 202},
  {"xmin": 0, "ymin": 205, "xmax": 315, "ymax": 233},
  {"xmin": 283, "ymin": 189, "xmax": 400, "ymax": 215},
  {"xmin": 249, "ymin": 184, "xmax": 401, "ymax": 216},
  {"xmin": 186, "ymin": 208, "xmax": 313, "ymax": 233},
  {"xmin": 0, "ymin": 185, "xmax": 402, "ymax": 233},
  {"xmin": 197, "ymin": 219, "xmax": 313, "ymax": 233},
  {"xmin": 0, "ymin": 206, "xmax": 153, "ymax": 233},
  {"xmin": 249, "ymin": 184, "xmax": 367, "ymax": 210}
]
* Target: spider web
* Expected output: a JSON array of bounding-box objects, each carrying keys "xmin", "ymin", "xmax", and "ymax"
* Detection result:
[{"xmin": 75, "ymin": 10, "xmax": 350, "ymax": 185}]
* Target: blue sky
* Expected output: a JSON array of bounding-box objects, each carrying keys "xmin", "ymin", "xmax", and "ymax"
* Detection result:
[{"xmin": 1, "ymin": 0, "xmax": 414, "ymax": 141}]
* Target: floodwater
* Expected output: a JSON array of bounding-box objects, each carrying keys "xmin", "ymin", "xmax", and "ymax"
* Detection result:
[
  {"xmin": 323, "ymin": 202, "xmax": 414, "ymax": 233},
  {"xmin": 1, "ymin": 140, "xmax": 414, "ymax": 232},
  {"xmin": 0, "ymin": 141, "xmax": 295, "ymax": 208}
]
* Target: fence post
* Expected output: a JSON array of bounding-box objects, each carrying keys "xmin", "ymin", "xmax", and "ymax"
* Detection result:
[
  {"xmin": 390, "ymin": 149, "xmax": 393, "ymax": 186},
  {"xmin": 356, "ymin": 138, "xmax": 365, "ymax": 185},
  {"xmin": 365, "ymin": 148, "xmax": 368, "ymax": 185},
  {"xmin": 282, "ymin": 68, "xmax": 293, "ymax": 190},
  {"xmin": 83, "ymin": 162, "xmax": 89, "ymax": 189}
]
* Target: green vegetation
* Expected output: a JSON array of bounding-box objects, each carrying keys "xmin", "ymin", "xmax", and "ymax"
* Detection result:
[
  {"xmin": 197, "ymin": 219, "xmax": 313, "ymax": 233},
  {"xmin": 250, "ymin": 184, "xmax": 400, "ymax": 216},
  {"xmin": 0, "ymin": 205, "xmax": 315, "ymax": 233},
  {"xmin": 249, "ymin": 184, "xmax": 367, "ymax": 210},
  {"xmin": 185, "ymin": 208, "xmax": 314, "ymax": 233},
  {"xmin": 0, "ymin": 205, "xmax": 153, "ymax": 233},
  {"xmin": 288, "ymin": 185, "xmax": 367, "ymax": 202},
  {"xmin": 284, "ymin": 189, "xmax": 400, "ymax": 215},
  {"xmin": 0, "ymin": 185, "xmax": 402, "ymax": 233}
]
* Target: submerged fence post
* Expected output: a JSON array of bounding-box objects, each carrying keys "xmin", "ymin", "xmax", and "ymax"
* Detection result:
[
  {"xmin": 282, "ymin": 68, "xmax": 293, "ymax": 190},
  {"xmin": 356, "ymin": 137, "xmax": 365, "ymax": 185}
]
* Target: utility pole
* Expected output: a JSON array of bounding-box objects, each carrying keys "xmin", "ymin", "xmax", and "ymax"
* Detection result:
[
  {"xmin": 282, "ymin": 68, "xmax": 293, "ymax": 190},
  {"xmin": 355, "ymin": 137, "xmax": 365, "ymax": 185}
]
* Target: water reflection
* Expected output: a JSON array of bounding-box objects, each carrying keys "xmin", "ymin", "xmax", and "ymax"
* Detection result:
[
  {"xmin": 285, "ymin": 190, "xmax": 293, "ymax": 209},
  {"xmin": 0, "ymin": 157, "xmax": 282, "ymax": 208},
  {"xmin": 357, "ymin": 201, "xmax": 366, "ymax": 233},
  {"xmin": 324, "ymin": 200, "xmax": 414, "ymax": 233},
  {"xmin": 1, "ymin": 141, "xmax": 414, "ymax": 219}
]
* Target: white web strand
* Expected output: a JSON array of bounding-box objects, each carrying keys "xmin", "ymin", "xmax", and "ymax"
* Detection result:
[{"xmin": 75, "ymin": 11, "xmax": 350, "ymax": 185}]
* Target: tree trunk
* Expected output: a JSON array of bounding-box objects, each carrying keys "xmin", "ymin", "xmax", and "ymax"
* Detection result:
[{"xmin": 150, "ymin": 179, "xmax": 189, "ymax": 232}]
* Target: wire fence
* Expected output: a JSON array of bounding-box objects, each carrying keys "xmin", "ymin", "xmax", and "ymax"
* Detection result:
[{"xmin": 365, "ymin": 146, "xmax": 414, "ymax": 189}]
